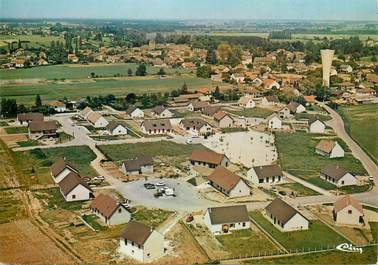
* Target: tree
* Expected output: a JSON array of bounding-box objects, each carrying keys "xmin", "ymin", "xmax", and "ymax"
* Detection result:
[
  {"xmin": 135, "ymin": 64, "xmax": 147, "ymax": 76},
  {"xmin": 1, "ymin": 98, "xmax": 18, "ymax": 117},
  {"xmin": 90, "ymin": 72, "xmax": 96, "ymax": 78},
  {"xmin": 206, "ymin": 48, "xmax": 217, "ymax": 64},
  {"xmin": 196, "ymin": 65, "xmax": 212, "ymax": 78},
  {"xmin": 217, "ymin": 43, "xmax": 233, "ymax": 63},
  {"xmin": 157, "ymin": 68, "xmax": 166, "ymax": 76},
  {"xmin": 181, "ymin": 82, "xmax": 188, "ymax": 94},
  {"xmin": 35, "ymin": 94, "xmax": 42, "ymax": 108},
  {"xmin": 125, "ymin": 93, "xmax": 137, "ymax": 104},
  {"xmin": 212, "ymin": 86, "xmax": 222, "ymax": 100},
  {"xmin": 127, "ymin": 68, "xmax": 133, "ymax": 76}
]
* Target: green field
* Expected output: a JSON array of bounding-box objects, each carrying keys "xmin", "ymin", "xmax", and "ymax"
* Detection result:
[
  {"xmin": 338, "ymin": 104, "xmax": 378, "ymax": 164},
  {"xmin": 4, "ymin": 126, "xmax": 28, "ymax": 134},
  {"xmin": 0, "ymin": 76, "xmax": 216, "ymax": 105},
  {"xmin": 243, "ymin": 246, "xmax": 377, "ymax": 264},
  {"xmin": 131, "ymin": 207, "xmax": 172, "ymax": 229},
  {"xmin": 11, "ymin": 146, "xmax": 96, "ymax": 187},
  {"xmin": 0, "ymin": 34, "xmax": 64, "ymax": 49},
  {"xmin": 277, "ymin": 183, "xmax": 320, "ymax": 197},
  {"xmin": 275, "ymin": 132, "xmax": 367, "ymax": 189},
  {"xmin": 98, "ymin": 141, "xmax": 210, "ymax": 161},
  {"xmin": 250, "ymin": 211, "xmax": 349, "ymax": 251},
  {"xmin": 216, "ymin": 229, "xmax": 279, "ymax": 257},
  {"xmin": 33, "ymin": 188, "xmax": 84, "ymax": 211},
  {"xmin": 0, "ymin": 63, "xmax": 191, "ymax": 80}
]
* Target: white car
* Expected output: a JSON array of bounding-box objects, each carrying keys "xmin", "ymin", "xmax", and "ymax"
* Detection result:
[
  {"xmin": 155, "ymin": 182, "xmax": 165, "ymax": 187},
  {"xmin": 93, "ymin": 176, "xmax": 105, "ymax": 181},
  {"xmin": 186, "ymin": 139, "xmax": 193, "ymax": 144}
]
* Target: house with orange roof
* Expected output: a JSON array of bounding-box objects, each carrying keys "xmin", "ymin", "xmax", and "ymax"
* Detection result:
[{"xmin": 333, "ymin": 196, "xmax": 364, "ymax": 226}]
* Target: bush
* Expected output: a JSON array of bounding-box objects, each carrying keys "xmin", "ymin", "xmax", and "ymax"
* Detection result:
[
  {"xmin": 41, "ymin": 160, "xmax": 53, "ymax": 167},
  {"xmin": 30, "ymin": 148, "xmax": 47, "ymax": 159}
]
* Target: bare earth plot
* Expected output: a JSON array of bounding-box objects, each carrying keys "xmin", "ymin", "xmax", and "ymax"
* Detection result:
[{"xmin": 0, "ymin": 219, "xmax": 74, "ymax": 264}]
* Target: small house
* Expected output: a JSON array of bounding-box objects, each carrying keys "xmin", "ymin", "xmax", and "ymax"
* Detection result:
[
  {"xmin": 278, "ymin": 107, "xmax": 291, "ymax": 120},
  {"xmin": 213, "ymin": 111, "xmax": 234, "ymax": 128},
  {"xmin": 179, "ymin": 118, "xmax": 212, "ymax": 135},
  {"xmin": 315, "ymin": 140, "xmax": 344, "ymax": 158},
  {"xmin": 263, "ymin": 79, "xmax": 280, "ymax": 90},
  {"xmin": 266, "ymin": 114, "xmax": 282, "ymax": 129},
  {"xmin": 50, "ymin": 158, "xmax": 79, "ymax": 183},
  {"xmin": 106, "ymin": 121, "xmax": 128, "ymax": 135},
  {"xmin": 261, "ymin": 96, "xmax": 279, "ymax": 106},
  {"xmin": 126, "ymin": 106, "xmax": 144, "ymax": 118},
  {"xmin": 80, "ymin": 106, "xmax": 93, "ymax": 119},
  {"xmin": 333, "ymin": 196, "xmax": 364, "ymax": 226},
  {"xmin": 141, "ymin": 119, "xmax": 172, "ymax": 135},
  {"xmin": 238, "ymin": 96, "xmax": 256, "ymax": 109},
  {"xmin": 202, "ymin": 106, "xmax": 220, "ymax": 117},
  {"xmin": 119, "ymin": 221, "xmax": 165, "ymax": 262},
  {"xmin": 189, "ymin": 150, "xmax": 229, "ymax": 168},
  {"xmin": 287, "ymin": 101, "xmax": 305, "ymax": 114},
  {"xmin": 48, "ymin": 101, "xmax": 67, "ymax": 113},
  {"xmin": 187, "ymin": 101, "xmax": 209, "ymax": 112},
  {"xmin": 121, "ymin": 156, "xmax": 154, "ymax": 175},
  {"xmin": 28, "ymin": 120, "xmax": 58, "ymax": 140},
  {"xmin": 17, "ymin": 113, "xmax": 43, "ymax": 126},
  {"xmin": 208, "ymin": 167, "xmax": 250, "ymax": 198},
  {"xmin": 90, "ymin": 193, "xmax": 131, "ymax": 225},
  {"xmin": 58, "ymin": 173, "xmax": 93, "ymax": 202},
  {"xmin": 265, "ymin": 198, "xmax": 309, "ymax": 232},
  {"xmin": 204, "ymin": 205, "xmax": 250, "ymax": 234},
  {"xmin": 320, "ymin": 165, "xmax": 357, "ymax": 187},
  {"xmin": 151, "ymin": 106, "xmax": 173, "ymax": 118},
  {"xmin": 308, "ymin": 117, "xmax": 326, "ymax": 134},
  {"xmin": 247, "ymin": 164, "xmax": 283, "ymax": 185},
  {"xmin": 87, "ymin": 112, "xmax": 109, "ymax": 128}
]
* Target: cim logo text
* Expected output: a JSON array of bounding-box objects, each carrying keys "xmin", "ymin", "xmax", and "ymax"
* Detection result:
[{"xmin": 336, "ymin": 243, "xmax": 363, "ymax": 254}]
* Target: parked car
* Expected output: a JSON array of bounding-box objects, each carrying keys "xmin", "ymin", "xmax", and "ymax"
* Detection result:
[
  {"xmin": 93, "ymin": 176, "xmax": 105, "ymax": 181},
  {"xmin": 155, "ymin": 182, "xmax": 165, "ymax": 187},
  {"xmin": 186, "ymin": 139, "xmax": 193, "ymax": 144},
  {"xmin": 144, "ymin": 183, "xmax": 155, "ymax": 189},
  {"xmin": 154, "ymin": 191, "xmax": 163, "ymax": 198}
]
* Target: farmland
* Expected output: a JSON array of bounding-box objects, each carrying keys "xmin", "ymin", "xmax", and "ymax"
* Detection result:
[{"xmin": 338, "ymin": 104, "xmax": 378, "ymax": 164}]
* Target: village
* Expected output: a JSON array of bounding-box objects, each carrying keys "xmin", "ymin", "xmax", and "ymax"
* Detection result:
[{"xmin": 0, "ymin": 13, "xmax": 377, "ymax": 265}]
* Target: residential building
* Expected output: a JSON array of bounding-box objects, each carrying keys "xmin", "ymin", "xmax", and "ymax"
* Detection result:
[
  {"xmin": 263, "ymin": 79, "xmax": 280, "ymax": 90},
  {"xmin": 333, "ymin": 196, "xmax": 364, "ymax": 226},
  {"xmin": 308, "ymin": 117, "xmax": 326, "ymax": 133},
  {"xmin": 187, "ymin": 101, "xmax": 209, "ymax": 112},
  {"xmin": 106, "ymin": 121, "xmax": 128, "ymax": 135},
  {"xmin": 213, "ymin": 111, "xmax": 234, "ymax": 128},
  {"xmin": 202, "ymin": 106, "xmax": 221, "ymax": 117},
  {"xmin": 48, "ymin": 101, "xmax": 67, "ymax": 112},
  {"xmin": 90, "ymin": 193, "xmax": 131, "ymax": 225},
  {"xmin": 266, "ymin": 114, "xmax": 282, "ymax": 129},
  {"xmin": 141, "ymin": 119, "xmax": 172, "ymax": 135},
  {"xmin": 315, "ymin": 140, "xmax": 344, "ymax": 158},
  {"xmin": 151, "ymin": 106, "xmax": 173, "ymax": 118},
  {"xmin": 278, "ymin": 107, "xmax": 291, "ymax": 120},
  {"xmin": 208, "ymin": 167, "xmax": 250, "ymax": 198},
  {"xmin": 261, "ymin": 96, "xmax": 280, "ymax": 106},
  {"xmin": 247, "ymin": 164, "xmax": 284, "ymax": 185},
  {"xmin": 121, "ymin": 156, "xmax": 154, "ymax": 175},
  {"xmin": 17, "ymin": 112, "xmax": 43, "ymax": 125},
  {"xmin": 126, "ymin": 106, "xmax": 144, "ymax": 118},
  {"xmin": 189, "ymin": 150, "xmax": 229, "ymax": 168},
  {"xmin": 179, "ymin": 118, "xmax": 212, "ymax": 135},
  {"xmin": 287, "ymin": 101, "xmax": 306, "ymax": 114},
  {"xmin": 238, "ymin": 96, "xmax": 256, "ymax": 109},
  {"xmin": 204, "ymin": 205, "xmax": 250, "ymax": 234},
  {"xmin": 87, "ymin": 112, "xmax": 109, "ymax": 128},
  {"xmin": 58, "ymin": 172, "xmax": 93, "ymax": 202},
  {"xmin": 320, "ymin": 165, "xmax": 357, "ymax": 187},
  {"xmin": 28, "ymin": 120, "xmax": 58, "ymax": 139},
  {"xmin": 50, "ymin": 158, "xmax": 79, "ymax": 183},
  {"xmin": 265, "ymin": 198, "xmax": 309, "ymax": 232},
  {"xmin": 119, "ymin": 221, "xmax": 165, "ymax": 262},
  {"xmin": 80, "ymin": 106, "xmax": 93, "ymax": 119}
]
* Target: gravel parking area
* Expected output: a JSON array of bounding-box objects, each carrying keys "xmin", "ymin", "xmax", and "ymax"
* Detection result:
[{"xmin": 116, "ymin": 178, "xmax": 218, "ymax": 212}]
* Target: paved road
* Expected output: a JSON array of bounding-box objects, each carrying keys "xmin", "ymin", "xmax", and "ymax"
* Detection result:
[{"xmin": 322, "ymin": 104, "xmax": 378, "ymax": 182}]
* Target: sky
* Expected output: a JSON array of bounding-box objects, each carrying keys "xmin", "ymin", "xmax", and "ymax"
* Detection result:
[{"xmin": 0, "ymin": 0, "xmax": 376, "ymax": 20}]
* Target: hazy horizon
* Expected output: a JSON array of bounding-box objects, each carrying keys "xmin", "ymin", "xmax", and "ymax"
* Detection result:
[{"xmin": 0, "ymin": 0, "xmax": 376, "ymax": 21}]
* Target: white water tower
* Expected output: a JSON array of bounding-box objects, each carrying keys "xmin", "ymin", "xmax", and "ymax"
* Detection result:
[{"xmin": 321, "ymin": 49, "xmax": 335, "ymax": 87}]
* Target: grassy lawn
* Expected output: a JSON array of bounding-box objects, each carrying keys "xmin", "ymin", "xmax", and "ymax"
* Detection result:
[
  {"xmin": 295, "ymin": 113, "xmax": 331, "ymax": 122},
  {"xmin": 82, "ymin": 214, "xmax": 104, "ymax": 231},
  {"xmin": 276, "ymin": 132, "xmax": 367, "ymax": 190},
  {"xmin": 228, "ymin": 107, "xmax": 274, "ymax": 118},
  {"xmin": 17, "ymin": 139, "xmax": 41, "ymax": 147},
  {"xmin": 33, "ymin": 188, "xmax": 84, "ymax": 211},
  {"xmin": 221, "ymin": 127, "xmax": 248, "ymax": 133},
  {"xmin": 338, "ymin": 184, "xmax": 371, "ymax": 194},
  {"xmin": 250, "ymin": 211, "xmax": 349, "ymax": 251},
  {"xmin": 98, "ymin": 141, "xmax": 210, "ymax": 161},
  {"xmin": 216, "ymin": 228, "xmax": 279, "ymax": 257},
  {"xmin": 338, "ymin": 104, "xmax": 378, "ymax": 164},
  {"xmin": 277, "ymin": 182, "xmax": 320, "ymax": 197},
  {"xmin": 369, "ymin": 222, "xmax": 378, "ymax": 243},
  {"xmin": 11, "ymin": 146, "xmax": 96, "ymax": 187},
  {"xmin": 0, "ymin": 34, "xmax": 64, "ymax": 49},
  {"xmin": 307, "ymin": 177, "xmax": 337, "ymax": 190},
  {"xmin": 243, "ymin": 246, "xmax": 377, "ymax": 264},
  {"xmin": 4, "ymin": 126, "xmax": 28, "ymax": 134},
  {"xmin": 57, "ymin": 132, "xmax": 73, "ymax": 143},
  {"xmin": 131, "ymin": 207, "xmax": 172, "ymax": 229}
]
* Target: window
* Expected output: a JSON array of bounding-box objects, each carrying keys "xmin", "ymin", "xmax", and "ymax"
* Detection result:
[
  {"xmin": 131, "ymin": 242, "xmax": 134, "ymax": 246},
  {"xmin": 147, "ymin": 253, "xmax": 150, "ymax": 257},
  {"xmin": 124, "ymin": 239, "xmax": 127, "ymax": 245},
  {"xmin": 242, "ymin": 222, "xmax": 246, "ymax": 227},
  {"xmin": 348, "ymin": 210, "xmax": 352, "ymax": 214},
  {"xmin": 72, "ymin": 194, "xmax": 76, "ymax": 199},
  {"xmin": 259, "ymin": 179, "xmax": 263, "ymax": 184},
  {"xmin": 118, "ymin": 208, "xmax": 122, "ymax": 213}
]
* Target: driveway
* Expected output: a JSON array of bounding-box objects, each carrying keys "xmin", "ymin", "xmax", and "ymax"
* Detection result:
[{"xmin": 115, "ymin": 178, "xmax": 219, "ymax": 212}]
